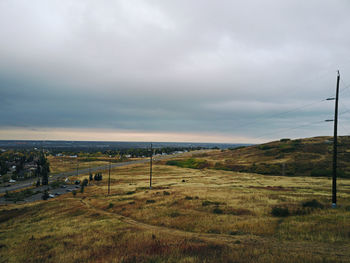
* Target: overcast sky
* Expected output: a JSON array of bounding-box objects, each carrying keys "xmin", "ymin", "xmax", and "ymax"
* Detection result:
[{"xmin": 1, "ymin": 0, "xmax": 350, "ymax": 143}]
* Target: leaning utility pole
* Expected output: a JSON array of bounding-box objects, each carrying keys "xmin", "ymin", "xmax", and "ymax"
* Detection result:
[
  {"xmin": 150, "ymin": 143, "xmax": 153, "ymax": 189},
  {"xmin": 332, "ymin": 71, "xmax": 340, "ymax": 208},
  {"xmin": 108, "ymin": 160, "xmax": 111, "ymax": 195}
]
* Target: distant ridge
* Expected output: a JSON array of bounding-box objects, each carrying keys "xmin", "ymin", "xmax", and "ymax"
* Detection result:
[{"xmin": 0, "ymin": 140, "xmax": 251, "ymax": 150}]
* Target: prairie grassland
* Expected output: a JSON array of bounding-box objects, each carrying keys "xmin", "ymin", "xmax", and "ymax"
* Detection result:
[
  {"xmin": 188, "ymin": 136, "xmax": 350, "ymax": 177},
  {"xmin": 1, "ymin": 161, "xmax": 350, "ymax": 262},
  {"xmin": 47, "ymin": 156, "xmax": 111, "ymax": 174}
]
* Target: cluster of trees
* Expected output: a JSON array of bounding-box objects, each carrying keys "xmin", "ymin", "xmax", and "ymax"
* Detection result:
[
  {"xmin": 36, "ymin": 153, "xmax": 50, "ymax": 186},
  {"xmin": 0, "ymin": 150, "xmax": 38, "ymax": 182},
  {"xmin": 80, "ymin": 178, "xmax": 89, "ymax": 193},
  {"xmin": 90, "ymin": 172, "xmax": 103, "ymax": 181},
  {"xmin": 50, "ymin": 146, "xmax": 204, "ymax": 159}
]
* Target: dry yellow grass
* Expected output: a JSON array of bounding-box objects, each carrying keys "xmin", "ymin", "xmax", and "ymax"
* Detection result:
[
  {"xmin": 47, "ymin": 156, "xmax": 111, "ymax": 174},
  {"xmin": 1, "ymin": 159, "xmax": 350, "ymax": 262}
]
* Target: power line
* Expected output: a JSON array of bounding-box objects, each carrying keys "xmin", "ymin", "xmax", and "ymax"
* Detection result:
[
  {"xmin": 254, "ymin": 119, "xmax": 327, "ymax": 140},
  {"xmin": 340, "ymin": 77, "xmax": 350, "ymax": 93},
  {"xmin": 233, "ymin": 98, "xmax": 328, "ymax": 131}
]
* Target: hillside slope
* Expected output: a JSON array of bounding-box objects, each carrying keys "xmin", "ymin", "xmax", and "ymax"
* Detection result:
[{"xmin": 166, "ymin": 136, "xmax": 350, "ymax": 178}]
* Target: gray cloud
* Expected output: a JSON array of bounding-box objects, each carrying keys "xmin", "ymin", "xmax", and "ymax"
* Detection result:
[{"xmin": 1, "ymin": 0, "xmax": 350, "ymax": 142}]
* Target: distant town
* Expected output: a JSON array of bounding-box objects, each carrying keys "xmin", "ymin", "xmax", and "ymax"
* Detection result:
[{"xmin": 0, "ymin": 140, "xmax": 248, "ymax": 185}]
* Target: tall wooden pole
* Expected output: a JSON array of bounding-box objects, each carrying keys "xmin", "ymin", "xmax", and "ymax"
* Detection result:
[
  {"xmin": 332, "ymin": 71, "xmax": 340, "ymax": 208},
  {"xmin": 150, "ymin": 143, "xmax": 153, "ymax": 189},
  {"xmin": 108, "ymin": 160, "xmax": 111, "ymax": 195},
  {"xmin": 76, "ymin": 158, "xmax": 79, "ymax": 177}
]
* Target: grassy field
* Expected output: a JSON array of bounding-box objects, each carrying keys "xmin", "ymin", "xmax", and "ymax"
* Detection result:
[
  {"xmin": 1, "ymin": 154, "xmax": 350, "ymax": 262},
  {"xmin": 166, "ymin": 136, "xmax": 350, "ymax": 178},
  {"xmin": 47, "ymin": 156, "xmax": 122, "ymax": 175}
]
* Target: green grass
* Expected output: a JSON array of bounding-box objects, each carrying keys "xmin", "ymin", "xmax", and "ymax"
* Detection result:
[{"xmin": 166, "ymin": 158, "xmax": 209, "ymax": 169}]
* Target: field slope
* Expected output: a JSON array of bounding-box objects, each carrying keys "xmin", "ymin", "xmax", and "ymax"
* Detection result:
[{"xmin": 1, "ymin": 139, "xmax": 350, "ymax": 262}]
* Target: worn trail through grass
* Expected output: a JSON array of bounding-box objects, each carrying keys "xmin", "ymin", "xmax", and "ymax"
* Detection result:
[{"xmin": 80, "ymin": 198, "xmax": 350, "ymax": 261}]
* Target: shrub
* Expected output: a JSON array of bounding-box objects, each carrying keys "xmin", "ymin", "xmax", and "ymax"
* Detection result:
[
  {"xmin": 202, "ymin": 200, "xmax": 221, "ymax": 206},
  {"xmin": 213, "ymin": 207, "xmax": 223, "ymax": 214},
  {"xmin": 170, "ymin": 211, "xmax": 180, "ymax": 218},
  {"xmin": 107, "ymin": 203, "xmax": 114, "ymax": 209},
  {"xmin": 163, "ymin": 191, "xmax": 170, "ymax": 195},
  {"xmin": 310, "ymin": 169, "xmax": 331, "ymax": 177},
  {"xmin": 126, "ymin": 191, "xmax": 136, "ymax": 195},
  {"xmin": 82, "ymin": 179, "xmax": 89, "ymax": 187},
  {"xmin": 207, "ymin": 229, "xmax": 220, "ymax": 234},
  {"xmin": 302, "ymin": 199, "xmax": 324, "ymax": 209},
  {"xmin": 258, "ymin": 144, "xmax": 273, "ymax": 150},
  {"xmin": 72, "ymin": 190, "xmax": 77, "ymax": 196},
  {"xmin": 146, "ymin": 199, "xmax": 155, "ymax": 204},
  {"xmin": 49, "ymin": 181, "xmax": 61, "ymax": 189},
  {"xmin": 280, "ymin": 138, "xmax": 291, "ymax": 142},
  {"xmin": 271, "ymin": 206, "xmax": 289, "ymax": 217},
  {"xmin": 185, "ymin": 196, "xmax": 193, "ymax": 200},
  {"xmin": 166, "ymin": 158, "xmax": 210, "ymax": 169},
  {"xmin": 310, "ymin": 169, "xmax": 346, "ymax": 178},
  {"xmin": 94, "ymin": 173, "xmax": 103, "ymax": 181},
  {"xmin": 42, "ymin": 190, "xmax": 49, "ymax": 200}
]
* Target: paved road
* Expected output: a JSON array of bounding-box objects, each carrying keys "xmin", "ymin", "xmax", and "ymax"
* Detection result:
[{"xmin": 0, "ymin": 158, "xmax": 150, "ymax": 194}]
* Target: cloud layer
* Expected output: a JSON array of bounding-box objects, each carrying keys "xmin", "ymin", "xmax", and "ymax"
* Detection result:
[{"xmin": 1, "ymin": 0, "xmax": 350, "ymax": 142}]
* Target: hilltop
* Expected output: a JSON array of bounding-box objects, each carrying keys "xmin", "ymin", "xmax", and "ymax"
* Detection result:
[{"xmin": 165, "ymin": 136, "xmax": 350, "ymax": 178}]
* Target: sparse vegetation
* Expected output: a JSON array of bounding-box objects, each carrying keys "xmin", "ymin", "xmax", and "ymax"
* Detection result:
[
  {"xmin": 1, "ymin": 146, "xmax": 350, "ymax": 262},
  {"xmin": 166, "ymin": 158, "xmax": 210, "ymax": 169},
  {"xmin": 169, "ymin": 136, "xmax": 350, "ymax": 178},
  {"xmin": 302, "ymin": 199, "xmax": 324, "ymax": 209},
  {"xmin": 42, "ymin": 190, "xmax": 49, "ymax": 200},
  {"xmin": 271, "ymin": 206, "xmax": 290, "ymax": 217},
  {"xmin": 4, "ymin": 189, "xmax": 39, "ymax": 202}
]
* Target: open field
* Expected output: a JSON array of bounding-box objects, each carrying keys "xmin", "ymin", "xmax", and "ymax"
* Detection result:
[
  {"xmin": 1, "ymin": 160, "xmax": 350, "ymax": 262},
  {"xmin": 47, "ymin": 156, "xmax": 113, "ymax": 175}
]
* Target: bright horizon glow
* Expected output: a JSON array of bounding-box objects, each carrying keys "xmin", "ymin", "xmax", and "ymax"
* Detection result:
[{"xmin": 0, "ymin": 127, "xmax": 267, "ymax": 144}]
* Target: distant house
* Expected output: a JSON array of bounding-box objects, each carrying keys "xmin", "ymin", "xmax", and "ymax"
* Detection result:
[
  {"xmin": 9, "ymin": 166, "xmax": 16, "ymax": 173},
  {"xmin": 125, "ymin": 154, "xmax": 132, "ymax": 158}
]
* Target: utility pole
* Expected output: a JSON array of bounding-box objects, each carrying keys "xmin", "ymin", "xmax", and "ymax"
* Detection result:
[
  {"xmin": 150, "ymin": 143, "xmax": 153, "ymax": 189},
  {"xmin": 108, "ymin": 159, "xmax": 111, "ymax": 195},
  {"xmin": 76, "ymin": 158, "xmax": 79, "ymax": 177},
  {"xmin": 332, "ymin": 71, "xmax": 340, "ymax": 208}
]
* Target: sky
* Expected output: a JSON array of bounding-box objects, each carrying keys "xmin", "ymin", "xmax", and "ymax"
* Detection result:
[{"xmin": 1, "ymin": 0, "xmax": 350, "ymax": 143}]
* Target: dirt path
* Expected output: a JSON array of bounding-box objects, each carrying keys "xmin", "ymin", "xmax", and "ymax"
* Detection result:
[
  {"xmin": 80, "ymin": 198, "xmax": 262, "ymax": 245},
  {"xmin": 80, "ymin": 198, "xmax": 350, "ymax": 261}
]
